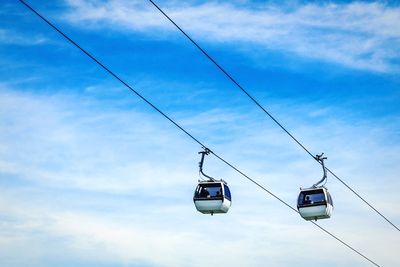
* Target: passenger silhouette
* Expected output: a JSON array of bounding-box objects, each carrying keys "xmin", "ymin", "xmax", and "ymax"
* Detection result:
[{"xmin": 200, "ymin": 188, "xmax": 210, "ymax": 198}]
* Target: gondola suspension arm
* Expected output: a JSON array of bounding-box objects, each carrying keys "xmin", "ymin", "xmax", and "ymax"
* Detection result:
[
  {"xmin": 198, "ymin": 147, "xmax": 216, "ymax": 182},
  {"xmin": 313, "ymin": 153, "xmax": 328, "ymax": 188}
]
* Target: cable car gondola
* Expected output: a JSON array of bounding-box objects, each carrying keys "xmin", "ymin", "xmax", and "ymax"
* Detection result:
[
  {"xmin": 193, "ymin": 148, "xmax": 232, "ymax": 215},
  {"xmin": 297, "ymin": 186, "xmax": 333, "ymax": 221},
  {"xmin": 193, "ymin": 180, "xmax": 232, "ymax": 215},
  {"xmin": 297, "ymin": 153, "xmax": 334, "ymax": 221}
]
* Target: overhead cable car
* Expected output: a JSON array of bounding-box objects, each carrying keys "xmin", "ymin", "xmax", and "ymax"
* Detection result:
[
  {"xmin": 193, "ymin": 148, "xmax": 232, "ymax": 215},
  {"xmin": 297, "ymin": 153, "xmax": 333, "ymax": 221}
]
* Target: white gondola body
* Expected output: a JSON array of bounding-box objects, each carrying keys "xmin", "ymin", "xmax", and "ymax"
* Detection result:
[
  {"xmin": 297, "ymin": 187, "xmax": 333, "ymax": 221},
  {"xmin": 193, "ymin": 181, "xmax": 232, "ymax": 215},
  {"xmin": 194, "ymin": 198, "xmax": 231, "ymax": 214},
  {"xmin": 298, "ymin": 202, "xmax": 333, "ymax": 220}
]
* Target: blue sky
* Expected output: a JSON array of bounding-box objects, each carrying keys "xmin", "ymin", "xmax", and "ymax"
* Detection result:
[{"xmin": 1, "ymin": 0, "xmax": 400, "ymax": 266}]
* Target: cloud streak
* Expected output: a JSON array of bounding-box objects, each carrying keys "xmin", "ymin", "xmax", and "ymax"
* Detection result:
[
  {"xmin": 0, "ymin": 29, "xmax": 48, "ymax": 46},
  {"xmin": 1, "ymin": 84, "xmax": 399, "ymax": 266},
  {"xmin": 64, "ymin": 0, "xmax": 400, "ymax": 72}
]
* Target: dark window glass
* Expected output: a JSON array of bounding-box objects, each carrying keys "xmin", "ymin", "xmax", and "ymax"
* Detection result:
[
  {"xmin": 307, "ymin": 192, "xmax": 325, "ymax": 203},
  {"xmin": 224, "ymin": 184, "xmax": 231, "ymax": 201},
  {"xmin": 298, "ymin": 190, "xmax": 326, "ymax": 205},
  {"xmin": 298, "ymin": 192, "xmax": 305, "ymax": 205},
  {"xmin": 194, "ymin": 183, "xmax": 223, "ymax": 199}
]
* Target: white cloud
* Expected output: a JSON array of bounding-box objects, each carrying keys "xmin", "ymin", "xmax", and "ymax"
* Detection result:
[
  {"xmin": 1, "ymin": 190, "xmax": 398, "ymax": 267},
  {"xmin": 64, "ymin": 0, "xmax": 400, "ymax": 72},
  {"xmin": 0, "ymin": 87, "xmax": 197, "ymax": 188},
  {"xmin": 0, "ymin": 88, "xmax": 399, "ymax": 266},
  {"xmin": 0, "ymin": 29, "xmax": 48, "ymax": 46}
]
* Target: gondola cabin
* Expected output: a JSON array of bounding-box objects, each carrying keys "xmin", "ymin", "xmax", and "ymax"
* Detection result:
[
  {"xmin": 193, "ymin": 181, "xmax": 231, "ymax": 215},
  {"xmin": 297, "ymin": 187, "xmax": 333, "ymax": 221}
]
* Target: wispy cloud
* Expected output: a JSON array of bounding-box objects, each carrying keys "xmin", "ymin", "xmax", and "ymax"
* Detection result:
[
  {"xmin": 0, "ymin": 88, "xmax": 199, "ymax": 195},
  {"xmin": 64, "ymin": 0, "xmax": 400, "ymax": 72},
  {"xmin": 0, "ymin": 29, "xmax": 48, "ymax": 46},
  {"xmin": 1, "ymin": 189, "xmax": 398, "ymax": 267},
  {"xmin": 1, "ymin": 84, "xmax": 399, "ymax": 266},
  {"xmin": 1, "ymin": 86, "xmax": 399, "ymax": 199}
]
